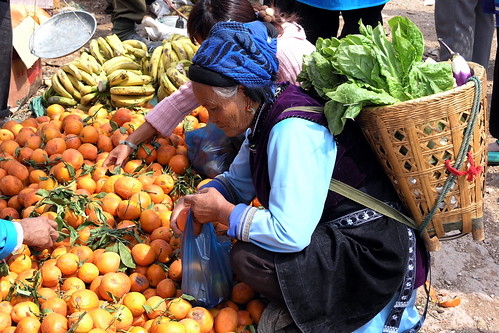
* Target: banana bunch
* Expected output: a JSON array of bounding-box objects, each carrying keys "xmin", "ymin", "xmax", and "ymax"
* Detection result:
[
  {"xmin": 152, "ymin": 34, "xmax": 199, "ymax": 102},
  {"xmin": 107, "ymin": 66, "xmax": 155, "ymax": 108},
  {"xmin": 43, "ymin": 34, "xmax": 153, "ymax": 108}
]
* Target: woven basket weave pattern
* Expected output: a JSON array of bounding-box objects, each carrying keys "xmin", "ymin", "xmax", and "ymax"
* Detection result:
[{"xmin": 357, "ymin": 63, "xmax": 487, "ymax": 249}]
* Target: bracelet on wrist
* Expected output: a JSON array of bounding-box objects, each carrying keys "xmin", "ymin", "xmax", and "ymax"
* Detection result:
[{"xmin": 119, "ymin": 140, "xmax": 138, "ymax": 150}]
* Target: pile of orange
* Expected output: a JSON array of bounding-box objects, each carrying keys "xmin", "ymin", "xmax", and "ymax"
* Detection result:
[{"xmin": 0, "ymin": 102, "xmax": 266, "ymax": 332}]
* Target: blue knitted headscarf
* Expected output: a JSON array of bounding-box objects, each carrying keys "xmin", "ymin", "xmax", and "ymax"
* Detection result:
[{"xmin": 189, "ymin": 20, "xmax": 279, "ymax": 102}]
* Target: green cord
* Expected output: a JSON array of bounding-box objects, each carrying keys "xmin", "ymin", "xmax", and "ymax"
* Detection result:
[{"xmin": 418, "ymin": 76, "xmax": 482, "ymax": 235}]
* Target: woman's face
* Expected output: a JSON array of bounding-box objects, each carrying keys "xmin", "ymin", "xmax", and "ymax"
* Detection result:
[{"xmin": 192, "ymin": 82, "xmax": 256, "ymax": 137}]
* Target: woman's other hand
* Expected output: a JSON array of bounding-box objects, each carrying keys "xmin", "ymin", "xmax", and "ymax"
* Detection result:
[
  {"xmin": 103, "ymin": 144, "xmax": 134, "ymax": 167},
  {"xmin": 19, "ymin": 217, "xmax": 59, "ymax": 250}
]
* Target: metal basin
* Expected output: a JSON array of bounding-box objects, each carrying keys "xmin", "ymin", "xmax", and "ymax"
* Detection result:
[{"xmin": 30, "ymin": 10, "xmax": 97, "ymax": 59}]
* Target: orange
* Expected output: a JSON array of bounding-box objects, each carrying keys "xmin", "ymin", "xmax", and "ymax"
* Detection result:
[
  {"xmin": 230, "ymin": 282, "xmax": 255, "ymax": 305},
  {"xmin": 61, "ymin": 276, "xmax": 86, "ymax": 292},
  {"xmin": 51, "ymin": 162, "xmax": 73, "ymax": 184},
  {"xmin": 116, "ymin": 200, "xmax": 141, "ymax": 220},
  {"xmin": 36, "ymin": 288, "xmax": 58, "ymax": 304},
  {"xmin": 41, "ymin": 296, "xmax": 68, "ymax": 317},
  {"xmin": 40, "ymin": 265, "xmax": 62, "ymax": 288},
  {"xmin": 150, "ymin": 226, "xmax": 173, "ymax": 243},
  {"xmin": 30, "ymin": 148, "xmax": 49, "ymax": 165},
  {"xmin": 68, "ymin": 289, "xmax": 99, "ymax": 313},
  {"xmin": 96, "ymin": 135, "xmax": 113, "ymax": 152},
  {"xmin": 167, "ymin": 259, "xmax": 182, "ymax": 282},
  {"xmin": 131, "ymin": 243, "xmax": 156, "ymax": 267},
  {"xmin": 11, "ymin": 301, "xmax": 40, "ymax": 323},
  {"xmin": 130, "ymin": 191, "xmax": 152, "ymax": 211},
  {"xmin": 129, "ymin": 272, "xmax": 150, "ymax": 293},
  {"xmin": 28, "ymin": 169, "xmax": 47, "ymax": 183},
  {"xmin": 76, "ymin": 262, "xmax": 99, "ymax": 284},
  {"xmin": 16, "ymin": 147, "xmax": 33, "ymax": 163},
  {"xmin": 61, "ymin": 148, "xmax": 84, "ymax": 169},
  {"xmin": 150, "ymin": 239, "xmax": 173, "ymax": 263},
  {"xmin": 0, "ymin": 207, "xmax": 20, "ymax": 220},
  {"xmin": 101, "ymin": 192, "xmax": 122, "ymax": 216},
  {"xmin": 56, "ymin": 252, "xmax": 80, "ymax": 276},
  {"xmin": 136, "ymin": 143, "xmax": 158, "ymax": 164},
  {"xmin": 44, "ymin": 137, "xmax": 67, "ymax": 156},
  {"xmin": 25, "ymin": 134, "xmax": 43, "ymax": 150},
  {"xmin": 7, "ymin": 254, "xmax": 32, "ymax": 275},
  {"xmin": 110, "ymin": 304, "xmax": 134, "ymax": 331},
  {"xmin": 0, "ymin": 140, "xmax": 20, "ymax": 156},
  {"xmin": 213, "ymin": 307, "xmax": 238, "ymax": 333},
  {"xmin": 154, "ymin": 321, "xmax": 185, "ymax": 333},
  {"xmin": 98, "ymin": 272, "xmax": 131, "ymax": 301},
  {"xmin": 246, "ymin": 299, "xmax": 265, "ymax": 324},
  {"xmin": 78, "ymin": 143, "xmax": 98, "ymax": 161},
  {"xmin": 143, "ymin": 184, "xmax": 165, "ymax": 204},
  {"xmin": 0, "ymin": 312, "xmax": 11, "ymax": 331},
  {"xmin": 166, "ymin": 297, "xmax": 192, "ymax": 321},
  {"xmin": 110, "ymin": 129, "xmax": 128, "ymax": 147},
  {"xmin": 62, "ymin": 114, "xmax": 84, "ymax": 135},
  {"xmin": 94, "ymin": 251, "xmax": 121, "ymax": 274},
  {"xmin": 139, "ymin": 210, "xmax": 161, "ymax": 233},
  {"xmin": 70, "ymin": 245, "xmax": 94, "ymax": 263},
  {"xmin": 0, "ymin": 175, "xmax": 23, "ymax": 196},
  {"xmin": 153, "ymin": 174, "xmax": 174, "ymax": 195},
  {"xmin": 41, "ymin": 312, "xmax": 68, "ymax": 333},
  {"xmin": 15, "ymin": 316, "xmax": 41, "ymax": 333},
  {"xmin": 112, "ymin": 108, "xmax": 132, "ymax": 126},
  {"xmin": 156, "ymin": 278, "xmax": 177, "ymax": 299},
  {"xmin": 77, "ymin": 177, "xmax": 97, "ymax": 194},
  {"xmin": 180, "ymin": 318, "xmax": 201, "ymax": 333},
  {"xmin": 88, "ymin": 308, "xmax": 114, "ymax": 331},
  {"xmin": 114, "ymin": 176, "xmax": 143, "ymax": 199},
  {"xmin": 65, "ymin": 134, "xmax": 83, "ymax": 150},
  {"xmin": 144, "ymin": 296, "xmax": 167, "ymax": 319},
  {"xmin": 0, "ymin": 128, "xmax": 14, "ymax": 141},
  {"xmin": 40, "ymin": 125, "xmax": 61, "ymax": 142},
  {"xmin": 123, "ymin": 292, "xmax": 147, "ymax": 317},
  {"xmin": 46, "ymin": 104, "xmax": 66, "ymax": 119},
  {"xmin": 146, "ymin": 263, "xmax": 167, "ymax": 288},
  {"xmin": 68, "ymin": 311, "xmax": 94, "ymax": 333},
  {"xmin": 187, "ymin": 307, "xmax": 214, "ymax": 333},
  {"xmin": 80, "ymin": 126, "xmax": 99, "ymax": 144}
]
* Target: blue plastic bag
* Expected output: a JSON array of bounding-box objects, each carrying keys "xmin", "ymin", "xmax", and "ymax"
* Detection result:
[
  {"xmin": 180, "ymin": 212, "xmax": 233, "ymax": 308},
  {"xmin": 185, "ymin": 122, "xmax": 242, "ymax": 178}
]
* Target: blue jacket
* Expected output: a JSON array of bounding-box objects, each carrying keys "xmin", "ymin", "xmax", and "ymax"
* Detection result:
[
  {"xmin": 296, "ymin": 0, "xmax": 390, "ymax": 11},
  {"xmin": 0, "ymin": 220, "xmax": 19, "ymax": 260}
]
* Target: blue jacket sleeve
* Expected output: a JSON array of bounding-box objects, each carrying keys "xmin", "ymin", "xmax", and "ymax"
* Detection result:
[{"xmin": 0, "ymin": 220, "xmax": 19, "ymax": 260}]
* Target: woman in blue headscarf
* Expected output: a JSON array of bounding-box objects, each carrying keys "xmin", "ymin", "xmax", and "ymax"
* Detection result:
[{"xmin": 171, "ymin": 20, "xmax": 429, "ymax": 332}]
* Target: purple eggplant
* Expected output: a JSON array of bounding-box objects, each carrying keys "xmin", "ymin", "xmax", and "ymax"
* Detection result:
[{"xmin": 438, "ymin": 38, "xmax": 472, "ymax": 86}]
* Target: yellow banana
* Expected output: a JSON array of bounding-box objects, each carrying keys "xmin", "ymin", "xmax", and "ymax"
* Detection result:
[
  {"xmin": 166, "ymin": 67, "xmax": 189, "ymax": 88},
  {"xmin": 142, "ymin": 58, "xmax": 150, "ymax": 76},
  {"xmin": 80, "ymin": 51, "xmax": 90, "ymax": 62},
  {"xmin": 86, "ymin": 55, "xmax": 102, "ymax": 73},
  {"xmin": 56, "ymin": 69, "xmax": 76, "ymax": 97},
  {"xmin": 123, "ymin": 39, "xmax": 148, "ymax": 53},
  {"xmin": 131, "ymin": 48, "xmax": 147, "ymax": 59},
  {"xmin": 102, "ymin": 56, "xmax": 133, "ymax": 73},
  {"xmin": 157, "ymin": 85, "xmax": 168, "ymax": 102},
  {"xmin": 97, "ymin": 37, "xmax": 114, "ymax": 60},
  {"xmin": 106, "ymin": 34, "xmax": 127, "ymax": 56},
  {"xmin": 42, "ymin": 86, "xmax": 56, "ymax": 105},
  {"xmin": 171, "ymin": 40, "xmax": 188, "ymax": 60},
  {"xmin": 180, "ymin": 40, "xmax": 197, "ymax": 60},
  {"xmin": 79, "ymin": 70, "xmax": 98, "ymax": 86},
  {"xmin": 107, "ymin": 70, "xmax": 130, "ymax": 87},
  {"xmin": 105, "ymin": 61, "xmax": 142, "ymax": 76},
  {"xmin": 110, "ymin": 93, "xmax": 154, "ymax": 107},
  {"xmin": 80, "ymin": 85, "xmax": 98, "ymax": 96},
  {"xmin": 71, "ymin": 59, "xmax": 94, "ymax": 74},
  {"xmin": 80, "ymin": 92, "xmax": 99, "ymax": 105},
  {"xmin": 169, "ymin": 33, "xmax": 187, "ymax": 41},
  {"xmin": 51, "ymin": 73, "xmax": 73, "ymax": 99},
  {"xmin": 162, "ymin": 42, "xmax": 173, "ymax": 69},
  {"xmin": 47, "ymin": 95, "xmax": 78, "ymax": 106},
  {"xmin": 149, "ymin": 45, "xmax": 164, "ymax": 83},
  {"xmin": 66, "ymin": 73, "xmax": 85, "ymax": 92},
  {"xmin": 120, "ymin": 74, "xmax": 153, "ymax": 86},
  {"xmin": 62, "ymin": 63, "xmax": 82, "ymax": 81},
  {"xmin": 89, "ymin": 38, "xmax": 106, "ymax": 65},
  {"xmin": 159, "ymin": 73, "xmax": 178, "ymax": 96},
  {"xmin": 110, "ymin": 84, "xmax": 155, "ymax": 96}
]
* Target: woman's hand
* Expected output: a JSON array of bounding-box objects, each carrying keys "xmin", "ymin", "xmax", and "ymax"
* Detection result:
[
  {"xmin": 183, "ymin": 188, "xmax": 234, "ymax": 225},
  {"xmin": 19, "ymin": 217, "xmax": 59, "ymax": 250},
  {"xmin": 103, "ymin": 144, "xmax": 134, "ymax": 168}
]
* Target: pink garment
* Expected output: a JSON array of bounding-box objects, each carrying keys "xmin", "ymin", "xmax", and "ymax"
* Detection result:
[{"xmin": 145, "ymin": 22, "xmax": 315, "ymax": 137}]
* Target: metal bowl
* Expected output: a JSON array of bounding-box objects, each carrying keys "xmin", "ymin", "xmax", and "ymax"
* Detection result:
[{"xmin": 29, "ymin": 10, "xmax": 97, "ymax": 59}]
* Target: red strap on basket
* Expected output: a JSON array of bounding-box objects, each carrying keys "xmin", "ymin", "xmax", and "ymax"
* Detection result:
[{"xmin": 445, "ymin": 152, "xmax": 482, "ymax": 181}]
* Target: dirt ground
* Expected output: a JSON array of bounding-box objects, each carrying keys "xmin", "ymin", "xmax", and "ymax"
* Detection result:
[{"xmin": 11, "ymin": 0, "xmax": 499, "ymax": 332}]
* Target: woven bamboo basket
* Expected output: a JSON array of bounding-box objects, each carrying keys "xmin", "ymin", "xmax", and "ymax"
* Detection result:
[{"xmin": 356, "ymin": 62, "xmax": 488, "ymax": 251}]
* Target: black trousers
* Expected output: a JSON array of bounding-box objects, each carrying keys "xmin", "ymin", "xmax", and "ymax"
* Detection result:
[
  {"xmin": 490, "ymin": 26, "xmax": 499, "ymax": 139},
  {"xmin": 0, "ymin": 1, "xmax": 12, "ymax": 117},
  {"xmin": 264, "ymin": 0, "xmax": 385, "ymax": 44}
]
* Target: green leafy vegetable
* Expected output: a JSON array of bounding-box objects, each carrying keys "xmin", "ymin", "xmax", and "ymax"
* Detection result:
[{"xmin": 298, "ymin": 16, "xmax": 455, "ymax": 134}]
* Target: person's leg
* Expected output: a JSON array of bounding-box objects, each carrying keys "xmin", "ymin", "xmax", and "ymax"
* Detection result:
[
  {"xmin": 291, "ymin": 3, "xmax": 340, "ymax": 44},
  {"xmin": 488, "ymin": 26, "xmax": 499, "ymax": 164},
  {"xmin": 0, "ymin": 2, "xmax": 12, "ymax": 119},
  {"xmin": 471, "ymin": 0, "xmax": 494, "ymax": 68},
  {"xmin": 435, "ymin": 0, "xmax": 476, "ymax": 61},
  {"xmin": 112, "ymin": 0, "xmax": 147, "ymax": 41},
  {"xmin": 339, "ymin": 4, "xmax": 385, "ymax": 38}
]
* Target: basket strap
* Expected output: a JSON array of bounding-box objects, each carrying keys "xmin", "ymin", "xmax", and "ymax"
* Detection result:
[
  {"xmin": 329, "ymin": 179, "xmax": 417, "ymax": 229},
  {"xmin": 418, "ymin": 75, "xmax": 483, "ymax": 235}
]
